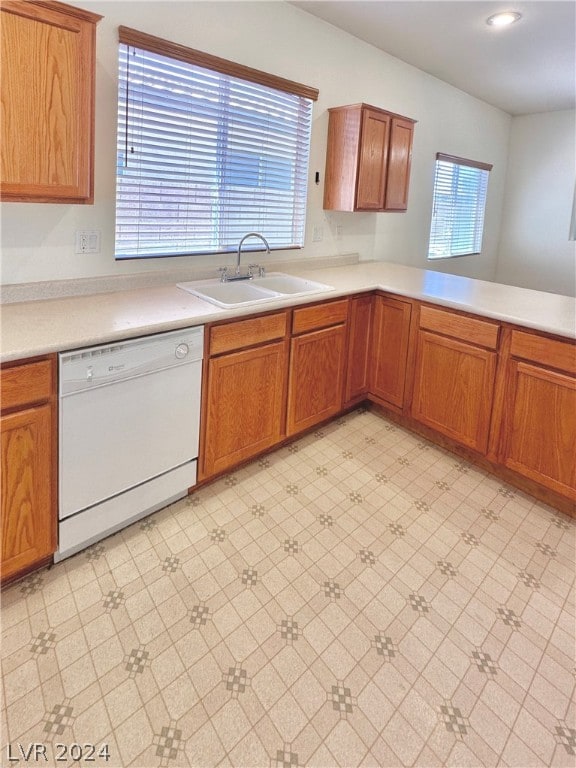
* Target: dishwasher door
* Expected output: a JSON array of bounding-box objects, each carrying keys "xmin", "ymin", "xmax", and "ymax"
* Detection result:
[{"xmin": 59, "ymin": 327, "xmax": 203, "ymax": 522}]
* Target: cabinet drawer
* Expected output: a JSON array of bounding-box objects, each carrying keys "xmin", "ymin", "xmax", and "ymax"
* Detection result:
[
  {"xmin": 419, "ymin": 306, "xmax": 499, "ymax": 350},
  {"xmin": 0, "ymin": 359, "xmax": 54, "ymax": 411},
  {"xmin": 292, "ymin": 299, "xmax": 349, "ymax": 334},
  {"xmin": 209, "ymin": 312, "xmax": 287, "ymax": 356},
  {"xmin": 510, "ymin": 331, "xmax": 576, "ymax": 374}
]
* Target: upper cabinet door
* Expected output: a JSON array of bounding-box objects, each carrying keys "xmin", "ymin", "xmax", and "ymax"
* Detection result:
[
  {"xmin": 356, "ymin": 109, "xmax": 390, "ymax": 210},
  {"xmin": 384, "ymin": 117, "xmax": 414, "ymax": 211},
  {"xmin": 0, "ymin": 1, "xmax": 101, "ymax": 203}
]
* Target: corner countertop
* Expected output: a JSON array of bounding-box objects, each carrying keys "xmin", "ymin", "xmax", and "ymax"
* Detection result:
[{"xmin": 1, "ymin": 261, "xmax": 574, "ymax": 363}]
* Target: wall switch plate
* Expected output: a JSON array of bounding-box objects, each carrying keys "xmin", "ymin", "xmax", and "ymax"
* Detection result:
[
  {"xmin": 312, "ymin": 225, "xmax": 323, "ymax": 242},
  {"xmin": 336, "ymin": 224, "xmax": 343, "ymax": 240},
  {"xmin": 75, "ymin": 230, "xmax": 101, "ymax": 254}
]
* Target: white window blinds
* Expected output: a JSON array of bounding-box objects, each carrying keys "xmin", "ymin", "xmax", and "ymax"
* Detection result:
[
  {"xmin": 428, "ymin": 153, "xmax": 492, "ymax": 260},
  {"xmin": 115, "ymin": 29, "xmax": 317, "ymax": 260}
]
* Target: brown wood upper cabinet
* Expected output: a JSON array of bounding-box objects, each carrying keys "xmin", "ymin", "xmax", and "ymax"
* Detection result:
[
  {"xmin": 495, "ymin": 330, "xmax": 576, "ymax": 502},
  {"xmin": 323, "ymin": 104, "xmax": 415, "ymax": 212},
  {"xmin": 410, "ymin": 306, "xmax": 499, "ymax": 454},
  {"xmin": 1, "ymin": 1, "xmax": 101, "ymax": 203},
  {"xmin": 1, "ymin": 358, "xmax": 57, "ymax": 583}
]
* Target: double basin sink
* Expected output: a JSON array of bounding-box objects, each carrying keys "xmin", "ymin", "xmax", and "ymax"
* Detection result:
[{"xmin": 178, "ymin": 272, "xmax": 334, "ymax": 308}]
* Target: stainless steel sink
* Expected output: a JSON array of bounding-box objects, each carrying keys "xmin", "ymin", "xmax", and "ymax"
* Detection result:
[{"xmin": 177, "ymin": 272, "xmax": 334, "ymax": 308}]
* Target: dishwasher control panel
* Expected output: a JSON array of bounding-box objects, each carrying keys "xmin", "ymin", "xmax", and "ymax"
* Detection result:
[{"xmin": 59, "ymin": 326, "xmax": 204, "ymax": 395}]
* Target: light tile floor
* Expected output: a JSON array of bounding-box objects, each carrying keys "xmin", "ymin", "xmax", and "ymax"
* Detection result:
[{"xmin": 1, "ymin": 409, "xmax": 575, "ymax": 768}]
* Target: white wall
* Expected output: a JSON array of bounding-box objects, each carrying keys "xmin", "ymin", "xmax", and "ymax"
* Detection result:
[
  {"xmin": 0, "ymin": 1, "xmax": 511, "ymax": 287},
  {"xmin": 495, "ymin": 110, "xmax": 576, "ymax": 296}
]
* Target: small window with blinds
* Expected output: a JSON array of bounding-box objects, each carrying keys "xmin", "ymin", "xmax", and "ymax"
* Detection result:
[
  {"xmin": 428, "ymin": 153, "xmax": 492, "ymax": 260},
  {"xmin": 114, "ymin": 28, "xmax": 318, "ymax": 260}
]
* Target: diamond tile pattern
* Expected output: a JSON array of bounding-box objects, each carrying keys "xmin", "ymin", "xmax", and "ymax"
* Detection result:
[
  {"xmin": 329, "ymin": 682, "xmax": 356, "ymax": 716},
  {"xmin": 372, "ymin": 634, "xmax": 398, "ymax": 660},
  {"xmin": 359, "ymin": 549, "xmax": 376, "ymax": 565},
  {"xmin": 42, "ymin": 703, "xmax": 74, "ymax": 736},
  {"xmin": 30, "ymin": 630, "xmax": 57, "ymax": 656},
  {"xmin": 279, "ymin": 618, "xmax": 301, "ymax": 644},
  {"xmin": 124, "ymin": 645, "xmax": 150, "ymax": 677},
  {"xmin": 472, "ymin": 649, "xmax": 499, "ymax": 676},
  {"xmin": 103, "ymin": 589, "xmax": 125, "ymax": 610},
  {"xmin": 223, "ymin": 664, "xmax": 250, "ymax": 697},
  {"xmin": 1, "ymin": 409, "xmax": 574, "ymax": 767},
  {"xmin": 189, "ymin": 603, "xmax": 211, "ymax": 629},
  {"xmin": 438, "ymin": 702, "xmax": 470, "ymax": 737},
  {"xmin": 275, "ymin": 743, "xmax": 299, "ymax": 767},
  {"xmin": 153, "ymin": 722, "xmax": 185, "ymax": 762}
]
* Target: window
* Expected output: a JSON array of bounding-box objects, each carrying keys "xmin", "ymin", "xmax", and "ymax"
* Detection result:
[
  {"xmin": 115, "ymin": 27, "xmax": 318, "ymax": 260},
  {"xmin": 428, "ymin": 153, "xmax": 492, "ymax": 259}
]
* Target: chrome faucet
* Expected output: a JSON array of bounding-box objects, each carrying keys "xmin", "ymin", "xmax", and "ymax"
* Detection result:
[{"xmin": 219, "ymin": 232, "xmax": 270, "ymax": 281}]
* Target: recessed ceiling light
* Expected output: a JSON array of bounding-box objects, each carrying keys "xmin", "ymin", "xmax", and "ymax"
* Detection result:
[{"xmin": 486, "ymin": 11, "xmax": 522, "ymax": 27}]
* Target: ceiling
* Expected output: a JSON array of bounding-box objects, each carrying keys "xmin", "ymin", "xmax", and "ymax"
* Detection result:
[{"xmin": 291, "ymin": 1, "xmax": 576, "ymax": 115}]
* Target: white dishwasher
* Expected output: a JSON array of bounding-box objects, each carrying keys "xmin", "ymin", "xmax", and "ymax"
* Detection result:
[{"xmin": 56, "ymin": 326, "xmax": 204, "ymax": 561}]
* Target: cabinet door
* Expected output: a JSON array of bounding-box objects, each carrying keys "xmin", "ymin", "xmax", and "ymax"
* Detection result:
[
  {"xmin": 411, "ymin": 330, "xmax": 496, "ymax": 453},
  {"xmin": 323, "ymin": 106, "xmax": 362, "ymax": 212},
  {"xmin": 345, "ymin": 295, "xmax": 373, "ymax": 405},
  {"xmin": 1, "ymin": 404, "xmax": 55, "ymax": 580},
  {"xmin": 384, "ymin": 117, "xmax": 414, "ymax": 211},
  {"xmin": 370, "ymin": 295, "xmax": 412, "ymax": 409},
  {"xmin": 356, "ymin": 109, "xmax": 390, "ymax": 210},
  {"xmin": 501, "ymin": 361, "xmax": 576, "ymax": 500},
  {"xmin": 202, "ymin": 341, "xmax": 287, "ymax": 477},
  {"xmin": 287, "ymin": 325, "xmax": 347, "ymax": 436},
  {"xmin": 1, "ymin": 2, "xmax": 100, "ymax": 202}
]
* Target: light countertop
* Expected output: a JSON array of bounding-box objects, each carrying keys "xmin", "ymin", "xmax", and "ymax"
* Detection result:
[{"xmin": 1, "ymin": 261, "xmax": 575, "ymax": 363}]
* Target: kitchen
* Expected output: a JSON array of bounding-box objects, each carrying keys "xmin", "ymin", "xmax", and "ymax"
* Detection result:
[{"xmin": 1, "ymin": 1, "xmax": 575, "ymax": 767}]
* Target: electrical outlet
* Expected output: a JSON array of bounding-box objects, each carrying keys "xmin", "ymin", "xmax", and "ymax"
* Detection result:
[
  {"xmin": 75, "ymin": 230, "xmax": 101, "ymax": 254},
  {"xmin": 336, "ymin": 224, "xmax": 343, "ymax": 240},
  {"xmin": 312, "ymin": 225, "xmax": 323, "ymax": 242}
]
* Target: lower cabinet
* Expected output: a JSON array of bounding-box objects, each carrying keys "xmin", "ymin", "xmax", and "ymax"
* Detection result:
[
  {"xmin": 369, "ymin": 294, "xmax": 412, "ymax": 409},
  {"xmin": 345, "ymin": 294, "xmax": 373, "ymax": 406},
  {"xmin": 201, "ymin": 313, "xmax": 288, "ymax": 478},
  {"xmin": 410, "ymin": 306, "xmax": 499, "ymax": 453},
  {"xmin": 496, "ymin": 330, "xmax": 576, "ymax": 501},
  {"xmin": 287, "ymin": 325, "xmax": 347, "ymax": 436},
  {"xmin": 199, "ymin": 293, "xmax": 574, "ymax": 512},
  {"xmin": 286, "ymin": 300, "xmax": 348, "ymax": 436},
  {"xmin": 1, "ymin": 358, "xmax": 56, "ymax": 582},
  {"xmin": 201, "ymin": 299, "xmax": 350, "ymax": 476}
]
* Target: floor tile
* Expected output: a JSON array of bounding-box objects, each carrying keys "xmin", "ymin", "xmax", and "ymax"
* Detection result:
[{"xmin": 2, "ymin": 409, "xmax": 574, "ymax": 767}]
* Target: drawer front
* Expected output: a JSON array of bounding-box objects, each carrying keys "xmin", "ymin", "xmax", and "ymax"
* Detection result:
[
  {"xmin": 209, "ymin": 312, "xmax": 288, "ymax": 356},
  {"xmin": 292, "ymin": 299, "xmax": 349, "ymax": 335},
  {"xmin": 419, "ymin": 305, "xmax": 499, "ymax": 350},
  {"xmin": 0, "ymin": 359, "xmax": 54, "ymax": 411},
  {"xmin": 510, "ymin": 330, "xmax": 576, "ymax": 375}
]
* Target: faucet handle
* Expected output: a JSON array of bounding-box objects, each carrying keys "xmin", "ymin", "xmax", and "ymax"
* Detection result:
[{"xmin": 218, "ymin": 266, "xmax": 228, "ymax": 282}]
